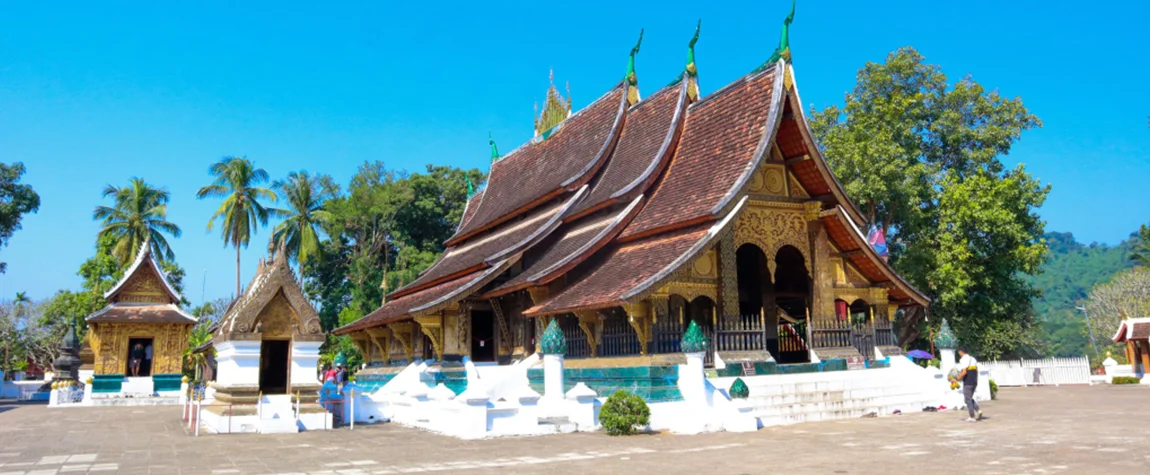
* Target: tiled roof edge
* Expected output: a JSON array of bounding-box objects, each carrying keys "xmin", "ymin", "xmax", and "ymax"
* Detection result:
[
  {"xmin": 708, "ymin": 60, "xmax": 787, "ymax": 219},
  {"xmin": 558, "ymin": 85, "xmax": 629, "ymax": 190},
  {"xmin": 103, "ymin": 239, "xmax": 183, "ymax": 303},
  {"xmin": 527, "ymin": 196, "xmax": 644, "ymax": 286},
  {"xmin": 833, "ymin": 206, "xmax": 930, "ymax": 306},
  {"xmin": 486, "ymin": 186, "xmax": 590, "ymax": 264},
  {"xmin": 608, "ymin": 74, "xmax": 689, "ymax": 203},
  {"xmin": 619, "ymin": 196, "xmax": 748, "ymax": 302}
]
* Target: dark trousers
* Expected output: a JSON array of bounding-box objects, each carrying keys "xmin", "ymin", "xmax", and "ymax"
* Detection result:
[{"xmin": 963, "ymin": 383, "xmax": 980, "ymax": 418}]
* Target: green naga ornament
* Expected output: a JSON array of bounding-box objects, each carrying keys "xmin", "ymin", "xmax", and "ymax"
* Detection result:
[
  {"xmin": 685, "ymin": 20, "xmax": 700, "ymax": 77},
  {"xmin": 680, "ymin": 320, "xmax": 710, "ymax": 354},
  {"xmin": 466, "ymin": 175, "xmax": 475, "ymax": 198},
  {"xmin": 766, "ymin": 0, "xmax": 796, "ymax": 64},
  {"xmin": 934, "ymin": 319, "xmax": 958, "ymax": 350},
  {"xmin": 489, "ymin": 132, "xmax": 500, "ymax": 162},
  {"xmin": 540, "ymin": 318, "xmax": 568, "ymax": 356},
  {"xmin": 729, "ymin": 377, "xmax": 749, "ymax": 399},
  {"xmin": 625, "ymin": 29, "xmax": 644, "ymax": 105}
]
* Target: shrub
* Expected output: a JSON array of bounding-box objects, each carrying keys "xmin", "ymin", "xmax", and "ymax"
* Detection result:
[
  {"xmin": 989, "ymin": 379, "xmax": 998, "ymax": 400},
  {"xmin": 1112, "ymin": 376, "xmax": 1141, "ymax": 385},
  {"xmin": 598, "ymin": 390, "xmax": 650, "ymax": 436}
]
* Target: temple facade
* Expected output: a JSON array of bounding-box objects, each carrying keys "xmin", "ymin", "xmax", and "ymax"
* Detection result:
[
  {"xmin": 336, "ymin": 17, "xmax": 928, "ymax": 379},
  {"xmin": 85, "ymin": 241, "xmax": 195, "ymax": 396}
]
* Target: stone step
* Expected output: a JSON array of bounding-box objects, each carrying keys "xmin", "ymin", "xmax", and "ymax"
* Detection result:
[
  {"xmin": 537, "ymin": 416, "xmax": 577, "ymax": 434},
  {"xmin": 259, "ymin": 414, "xmax": 300, "ymax": 434}
]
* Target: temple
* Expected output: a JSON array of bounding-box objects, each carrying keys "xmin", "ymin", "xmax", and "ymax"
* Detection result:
[
  {"xmin": 1111, "ymin": 316, "xmax": 1150, "ymax": 378},
  {"xmin": 336, "ymin": 25, "xmax": 926, "ymax": 372},
  {"xmin": 85, "ymin": 240, "xmax": 195, "ymax": 397},
  {"xmin": 332, "ymin": 8, "xmax": 940, "ymax": 436}
]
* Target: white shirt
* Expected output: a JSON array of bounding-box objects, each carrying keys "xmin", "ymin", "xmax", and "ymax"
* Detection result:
[{"xmin": 958, "ymin": 354, "xmax": 978, "ymax": 370}]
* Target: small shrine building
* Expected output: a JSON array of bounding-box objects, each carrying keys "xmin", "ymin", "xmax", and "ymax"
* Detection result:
[
  {"xmin": 1111, "ymin": 317, "xmax": 1150, "ymax": 375},
  {"xmin": 210, "ymin": 248, "xmax": 325, "ymax": 405},
  {"xmin": 335, "ymin": 14, "xmax": 929, "ymax": 376},
  {"xmin": 85, "ymin": 241, "xmax": 196, "ymax": 395}
]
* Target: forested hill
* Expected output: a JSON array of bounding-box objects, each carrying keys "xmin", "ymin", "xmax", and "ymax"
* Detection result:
[{"xmin": 1030, "ymin": 231, "xmax": 1137, "ymax": 357}]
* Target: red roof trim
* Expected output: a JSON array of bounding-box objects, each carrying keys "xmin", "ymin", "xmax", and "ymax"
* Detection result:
[{"xmin": 824, "ymin": 206, "xmax": 929, "ymax": 306}]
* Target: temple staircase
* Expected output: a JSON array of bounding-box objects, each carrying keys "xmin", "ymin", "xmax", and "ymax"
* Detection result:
[
  {"xmin": 121, "ymin": 377, "xmax": 155, "ymax": 396},
  {"xmin": 258, "ymin": 394, "xmax": 299, "ymax": 434},
  {"xmin": 712, "ymin": 359, "xmax": 938, "ymax": 428}
]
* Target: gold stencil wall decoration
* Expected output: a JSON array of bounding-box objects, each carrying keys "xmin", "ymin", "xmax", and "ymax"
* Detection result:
[
  {"xmin": 90, "ymin": 322, "xmax": 191, "ymax": 375},
  {"xmin": 119, "ymin": 266, "xmax": 170, "ymax": 303},
  {"xmin": 734, "ymin": 205, "xmax": 811, "ymax": 274},
  {"xmin": 256, "ymin": 291, "xmax": 298, "ymax": 339}
]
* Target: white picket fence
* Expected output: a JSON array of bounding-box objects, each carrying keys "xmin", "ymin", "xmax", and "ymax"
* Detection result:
[{"xmin": 981, "ymin": 356, "xmax": 1092, "ymax": 387}]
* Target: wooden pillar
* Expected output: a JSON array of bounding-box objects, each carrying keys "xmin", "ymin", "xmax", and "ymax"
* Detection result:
[
  {"xmin": 1141, "ymin": 341, "xmax": 1150, "ymax": 373},
  {"xmin": 805, "ymin": 201, "xmax": 834, "ymax": 337},
  {"xmin": 718, "ymin": 233, "xmax": 740, "ymax": 320}
]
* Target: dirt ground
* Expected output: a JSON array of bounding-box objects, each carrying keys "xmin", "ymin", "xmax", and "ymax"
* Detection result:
[{"xmin": 1, "ymin": 385, "xmax": 1147, "ymax": 474}]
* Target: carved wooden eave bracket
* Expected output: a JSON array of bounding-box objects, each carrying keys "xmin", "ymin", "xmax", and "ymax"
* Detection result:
[
  {"xmin": 366, "ymin": 327, "xmax": 392, "ymax": 362},
  {"xmin": 413, "ymin": 314, "xmax": 444, "ymax": 360},
  {"xmin": 574, "ymin": 310, "xmax": 604, "ymax": 357},
  {"xmin": 388, "ymin": 322, "xmax": 416, "ymax": 360},
  {"xmin": 622, "ymin": 301, "xmax": 652, "ymax": 355}
]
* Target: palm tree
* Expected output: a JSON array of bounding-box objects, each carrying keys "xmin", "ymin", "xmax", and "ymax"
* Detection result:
[
  {"xmin": 183, "ymin": 324, "xmax": 213, "ymax": 383},
  {"xmin": 271, "ymin": 171, "xmax": 333, "ymax": 265},
  {"xmin": 92, "ymin": 178, "xmax": 182, "ymax": 265},
  {"xmin": 196, "ymin": 156, "xmax": 282, "ymax": 297}
]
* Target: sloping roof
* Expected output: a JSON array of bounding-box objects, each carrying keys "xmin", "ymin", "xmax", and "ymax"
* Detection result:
[
  {"xmin": 390, "ymin": 187, "xmax": 588, "ymax": 299},
  {"xmin": 449, "ymin": 85, "xmax": 627, "ymax": 243},
  {"xmin": 86, "ymin": 303, "xmax": 196, "ymax": 324},
  {"xmin": 820, "ymin": 206, "xmax": 929, "ymax": 306},
  {"xmin": 619, "ymin": 62, "xmax": 785, "ymax": 241},
  {"xmin": 568, "ymin": 79, "xmax": 687, "ymax": 218},
  {"xmin": 337, "ymin": 260, "xmax": 512, "ymax": 334},
  {"xmin": 103, "ymin": 240, "xmax": 182, "ymax": 304},
  {"xmin": 1113, "ymin": 318, "xmax": 1150, "ymax": 343},
  {"xmin": 526, "ymin": 198, "xmax": 745, "ymax": 316},
  {"xmin": 485, "ymin": 197, "xmax": 642, "ymax": 298},
  {"xmin": 456, "ymin": 189, "xmax": 484, "ymax": 233},
  {"xmin": 213, "ymin": 248, "xmax": 324, "ymax": 340}
]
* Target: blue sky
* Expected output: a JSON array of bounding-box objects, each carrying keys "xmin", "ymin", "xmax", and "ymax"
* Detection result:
[{"xmin": 2, "ymin": 1, "xmax": 1148, "ymax": 304}]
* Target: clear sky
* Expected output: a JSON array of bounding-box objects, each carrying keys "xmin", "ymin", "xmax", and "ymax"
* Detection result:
[{"xmin": 2, "ymin": 1, "xmax": 1148, "ymax": 304}]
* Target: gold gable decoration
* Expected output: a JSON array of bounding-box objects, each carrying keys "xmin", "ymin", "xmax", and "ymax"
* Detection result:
[
  {"xmin": 213, "ymin": 247, "xmax": 324, "ymax": 343},
  {"xmin": 534, "ymin": 70, "xmax": 572, "ymax": 137}
]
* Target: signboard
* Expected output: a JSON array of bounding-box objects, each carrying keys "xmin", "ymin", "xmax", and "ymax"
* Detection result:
[
  {"xmin": 741, "ymin": 361, "xmax": 756, "ymax": 376},
  {"xmin": 846, "ymin": 356, "xmax": 865, "ymax": 370}
]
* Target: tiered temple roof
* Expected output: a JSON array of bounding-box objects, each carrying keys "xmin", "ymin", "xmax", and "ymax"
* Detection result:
[
  {"xmin": 336, "ymin": 23, "xmax": 928, "ymax": 336},
  {"xmin": 86, "ymin": 240, "xmax": 195, "ymax": 324}
]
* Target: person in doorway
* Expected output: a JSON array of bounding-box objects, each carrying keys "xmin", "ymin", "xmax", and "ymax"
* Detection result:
[
  {"xmin": 129, "ymin": 343, "xmax": 145, "ymax": 377},
  {"xmin": 956, "ymin": 347, "xmax": 983, "ymax": 422},
  {"xmin": 144, "ymin": 343, "xmax": 153, "ymax": 375}
]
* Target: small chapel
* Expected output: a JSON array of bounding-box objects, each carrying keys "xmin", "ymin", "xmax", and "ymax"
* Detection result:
[{"xmin": 85, "ymin": 240, "xmax": 196, "ymax": 396}]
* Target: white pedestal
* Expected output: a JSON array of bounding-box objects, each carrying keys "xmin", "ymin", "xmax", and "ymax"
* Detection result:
[
  {"xmin": 215, "ymin": 340, "xmax": 262, "ymax": 386},
  {"xmin": 291, "ymin": 340, "xmax": 322, "ymax": 388},
  {"xmin": 565, "ymin": 382, "xmax": 597, "ymax": 429},
  {"xmin": 939, "ymin": 348, "xmax": 956, "ymax": 378},
  {"xmin": 543, "ymin": 354, "xmax": 564, "ymax": 402}
]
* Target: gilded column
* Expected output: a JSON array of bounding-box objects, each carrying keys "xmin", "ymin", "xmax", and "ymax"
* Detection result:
[{"xmin": 717, "ymin": 234, "xmax": 740, "ymax": 323}]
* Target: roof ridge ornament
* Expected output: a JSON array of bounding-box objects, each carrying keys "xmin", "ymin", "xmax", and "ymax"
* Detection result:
[
  {"xmin": 489, "ymin": 132, "xmax": 500, "ymax": 163},
  {"xmin": 466, "ymin": 174, "xmax": 475, "ymax": 198},
  {"xmin": 625, "ymin": 29, "xmax": 644, "ymax": 105},
  {"xmin": 533, "ymin": 69, "xmax": 573, "ymax": 138},
  {"xmin": 685, "ymin": 20, "xmax": 701, "ymax": 101},
  {"xmin": 768, "ymin": 0, "xmax": 795, "ymax": 64}
]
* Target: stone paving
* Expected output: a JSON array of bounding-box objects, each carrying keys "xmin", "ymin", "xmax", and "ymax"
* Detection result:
[{"xmin": 1, "ymin": 385, "xmax": 1148, "ymax": 474}]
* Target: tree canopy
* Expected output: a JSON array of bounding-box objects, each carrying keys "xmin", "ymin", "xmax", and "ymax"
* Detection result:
[
  {"xmin": 811, "ymin": 47, "xmax": 1049, "ymax": 358},
  {"xmin": 93, "ymin": 177, "xmax": 182, "ymax": 265},
  {"xmin": 197, "ymin": 156, "xmax": 283, "ymax": 297},
  {"xmin": 0, "ymin": 162, "xmax": 41, "ymax": 274}
]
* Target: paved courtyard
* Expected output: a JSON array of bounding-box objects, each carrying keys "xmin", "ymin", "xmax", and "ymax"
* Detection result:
[{"xmin": 1, "ymin": 385, "xmax": 1147, "ymax": 475}]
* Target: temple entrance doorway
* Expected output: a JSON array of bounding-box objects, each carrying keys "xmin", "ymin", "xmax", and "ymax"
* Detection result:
[
  {"xmin": 125, "ymin": 337, "xmax": 153, "ymax": 377},
  {"xmin": 259, "ymin": 340, "xmax": 290, "ymax": 394},
  {"xmin": 736, "ymin": 244, "xmax": 770, "ymax": 317},
  {"xmin": 774, "ymin": 245, "xmax": 810, "ymax": 363},
  {"xmin": 471, "ymin": 310, "xmax": 496, "ymax": 362}
]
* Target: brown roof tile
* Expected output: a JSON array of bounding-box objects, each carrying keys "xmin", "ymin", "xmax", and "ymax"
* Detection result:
[
  {"xmin": 619, "ymin": 65, "xmax": 781, "ymax": 241},
  {"xmin": 337, "ymin": 262, "xmax": 509, "ymax": 334},
  {"xmin": 485, "ymin": 198, "xmax": 641, "ymax": 297},
  {"xmin": 392, "ymin": 189, "xmax": 585, "ymax": 299},
  {"xmin": 87, "ymin": 304, "xmax": 196, "ymax": 325},
  {"xmin": 451, "ymin": 86, "xmax": 626, "ymax": 242},
  {"xmin": 820, "ymin": 208, "xmax": 929, "ymax": 306},
  {"xmin": 569, "ymin": 81, "xmax": 686, "ymax": 218},
  {"xmin": 525, "ymin": 224, "xmax": 713, "ymax": 316}
]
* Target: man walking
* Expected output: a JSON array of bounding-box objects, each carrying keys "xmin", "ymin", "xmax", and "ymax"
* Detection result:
[{"xmin": 956, "ymin": 347, "xmax": 983, "ymax": 422}]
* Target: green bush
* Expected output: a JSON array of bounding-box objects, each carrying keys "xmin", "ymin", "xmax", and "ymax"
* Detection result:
[
  {"xmin": 1112, "ymin": 376, "xmax": 1141, "ymax": 385},
  {"xmin": 598, "ymin": 390, "xmax": 650, "ymax": 436},
  {"xmin": 989, "ymin": 379, "xmax": 998, "ymax": 400}
]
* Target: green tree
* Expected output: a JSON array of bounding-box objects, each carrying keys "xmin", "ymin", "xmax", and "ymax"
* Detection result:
[
  {"xmin": 0, "ymin": 162, "xmax": 41, "ymax": 274},
  {"xmin": 811, "ymin": 47, "xmax": 1048, "ymax": 358},
  {"xmin": 271, "ymin": 171, "xmax": 336, "ymax": 265},
  {"xmin": 1131, "ymin": 224, "xmax": 1150, "ymax": 266},
  {"xmin": 93, "ymin": 177, "xmax": 182, "ymax": 265},
  {"xmin": 196, "ymin": 156, "xmax": 283, "ymax": 298},
  {"xmin": 1085, "ymin": 268, "xmax": 1150, "ymax": 357}
]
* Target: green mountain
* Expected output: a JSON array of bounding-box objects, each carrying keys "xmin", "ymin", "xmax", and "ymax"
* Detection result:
[{"xmin": 1029, "ymin": 231, "xmax": 1137, "ymax": 357}]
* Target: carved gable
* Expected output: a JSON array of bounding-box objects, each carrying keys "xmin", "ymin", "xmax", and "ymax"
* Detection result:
[
  {"xmin": 117, "ymin": 266, "xmax": 171, "ymax": 304},
  {"xmin": 256, "ymin": 291, "xmax": 299, "ymax": 339}
]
